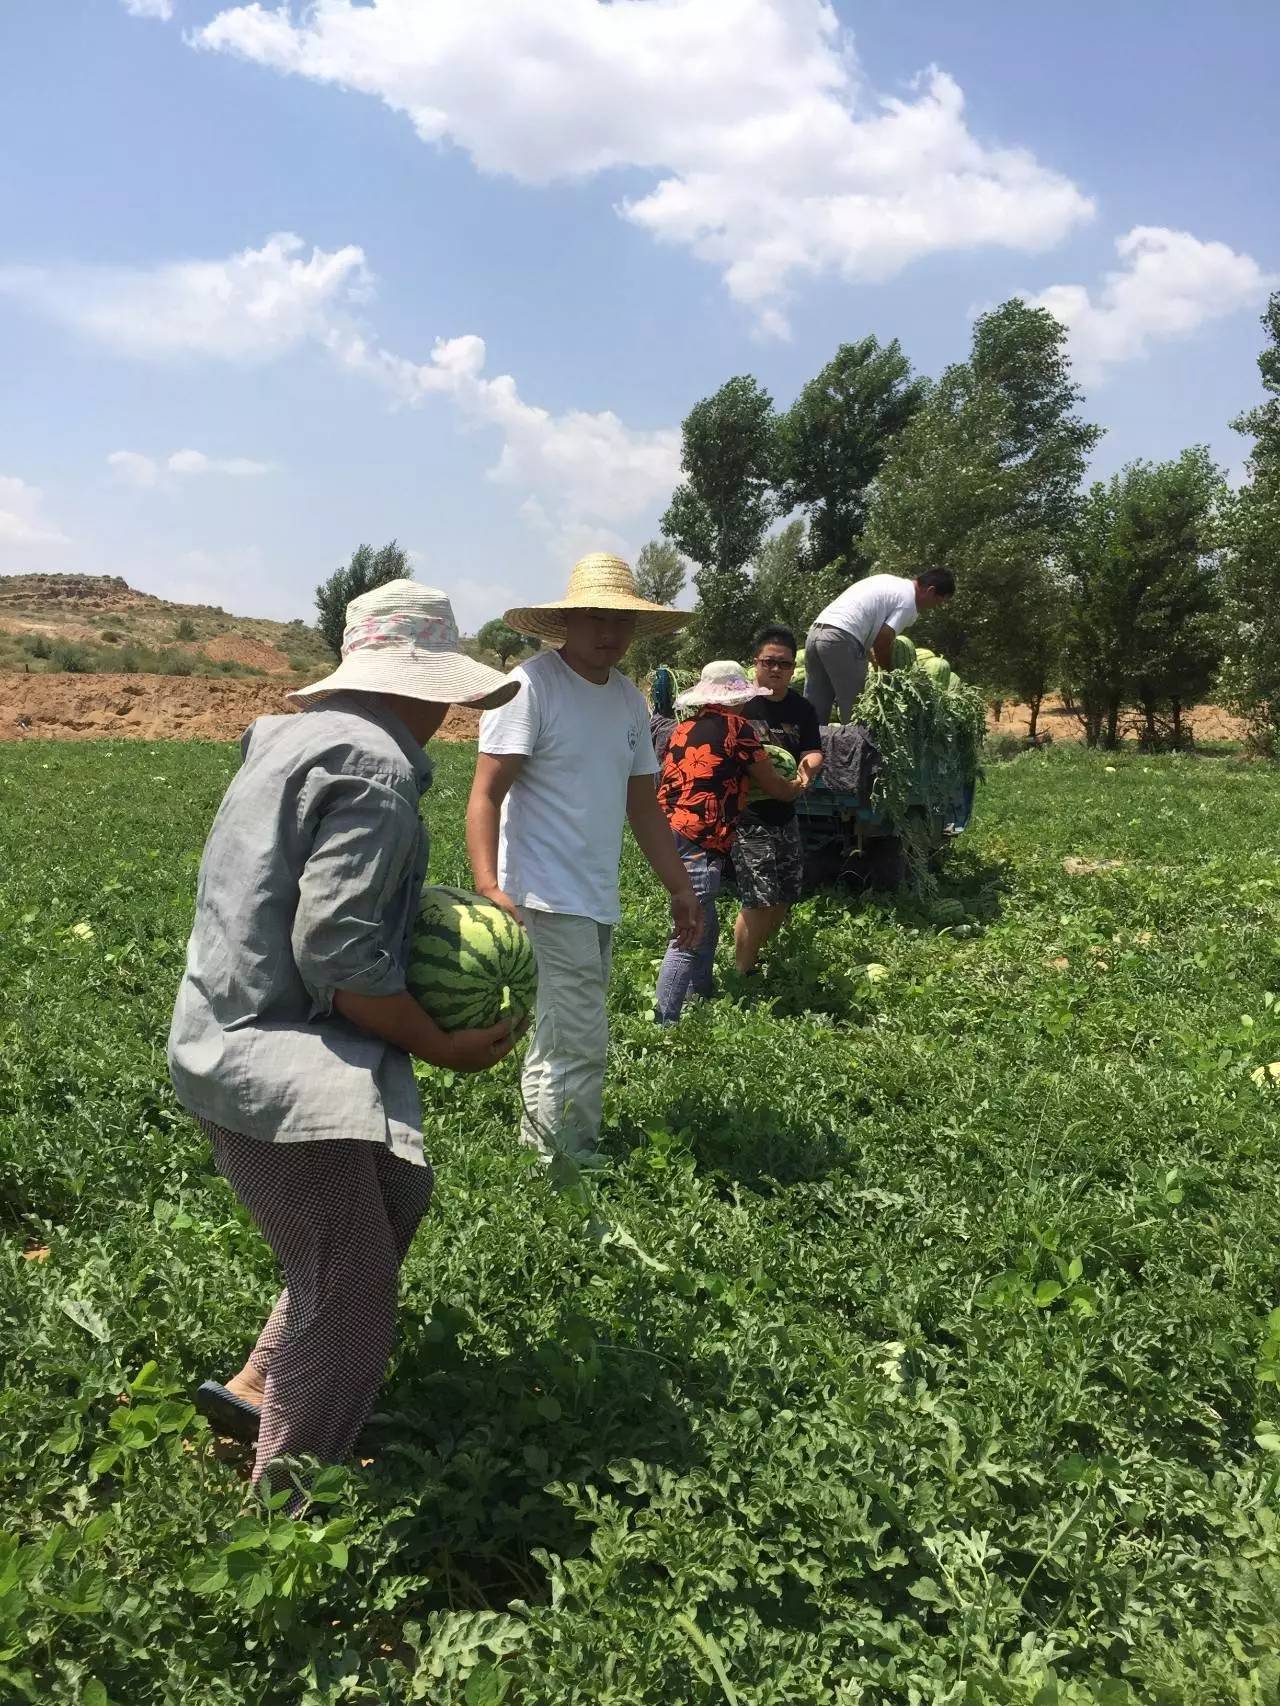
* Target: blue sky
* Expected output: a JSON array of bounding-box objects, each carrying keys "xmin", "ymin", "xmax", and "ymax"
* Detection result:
[{"xmin": 1, "ymin": 0, "xmax": 1276, "ymax": 632}]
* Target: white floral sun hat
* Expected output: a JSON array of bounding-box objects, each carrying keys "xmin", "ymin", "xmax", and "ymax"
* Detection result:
[
  {"xmin": 675, "ymin": 660, "xmax": 759, "ymax": 711},
  {"xmin": 290, "ymin": 580, "xmax": 519, "ymax": 709}
]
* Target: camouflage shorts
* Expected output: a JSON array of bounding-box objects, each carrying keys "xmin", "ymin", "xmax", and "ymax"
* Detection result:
[{"xmin": 730, "ymin": 814, "xmax": 804, "ymax": 908}]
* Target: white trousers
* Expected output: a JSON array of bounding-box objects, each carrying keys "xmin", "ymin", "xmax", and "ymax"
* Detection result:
[{"xmin": 520, "ymin": 910, "xmax": 614, "ymax": 1160}]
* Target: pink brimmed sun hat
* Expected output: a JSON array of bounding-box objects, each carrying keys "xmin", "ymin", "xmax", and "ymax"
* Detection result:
[
  {"xmin": 290, "ymin": 580, "xmax": 519, "ymax": 709},
  {"xmin": 675, "ymin": 660, "xmax": 759, "ymax": 711}
]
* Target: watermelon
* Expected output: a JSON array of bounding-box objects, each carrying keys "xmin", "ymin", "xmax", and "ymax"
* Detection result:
[
  {"xmin": 914, "ymin": 647, "xmax": 936, "ymax": 663},
  {"xmin": 747, "ymin": 743, "xmax": 799, "ymax": 804},
  {"xmin": 920, "ymin": 655, "xmax": 952, "ymax": 690},
  {"xmin": 408, "ymin": 885, "xmax": 536, "ymax": 1033},
  {"xmin": 891, "ymin": 634, "xmax": 917, "ymax": 670}
]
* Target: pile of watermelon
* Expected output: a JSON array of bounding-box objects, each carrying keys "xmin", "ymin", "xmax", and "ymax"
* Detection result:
[{"xmin": 408, "ymin": 885, "xmax": 537, "ymax": 1033}]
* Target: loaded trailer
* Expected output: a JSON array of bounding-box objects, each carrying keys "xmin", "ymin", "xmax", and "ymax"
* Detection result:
[{"xmin": 794, "ymin": 731, "xmax": 976, "ymax": 893}]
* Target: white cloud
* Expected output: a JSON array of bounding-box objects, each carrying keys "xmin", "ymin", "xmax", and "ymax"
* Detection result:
[
  {"xmin": 1032, "ymin": 226, "xmax": 1277, "ymax": 383},
  {"xmin": 167, "ymin": 449, "xmax": 274, "ymax": 477},
  {"xmin": 19, "ymin": 234, "xmax": 672, "ymax": 556},
  {"xmin": 0, "ymin": 233, "xmax": 369, "ymax": 362},
  {"xmin": 195, "ymin": 0, "xmax": 1094, "ymax": 334},
  {"xmin": 328, "ymin": 326, "xmax": 680, "ymax": 543},
  {"xmin": 0, "ymin": 476, "xmax": 71, "ymax": 551},
  {"xmin": 120, "ymin": 0, "xmax": 173, "ymax": 18},
  {"xmin": 107, "ymin": 450, "xmax": 161, "ymax": 489},
  {"xmin": 108, "ymin": 447, "xmax": 275, "ymax": 486}
]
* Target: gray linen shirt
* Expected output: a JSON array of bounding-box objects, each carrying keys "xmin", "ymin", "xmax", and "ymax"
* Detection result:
[{"xmin": 168, "ymin": 693, "xmax": 431, "ymax": 1164}]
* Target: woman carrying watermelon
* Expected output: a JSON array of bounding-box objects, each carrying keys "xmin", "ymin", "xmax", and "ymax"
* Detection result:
[
  {"xmin": 654, "ymin": 661, "xmax": 805, "ymax": 1024},
  {"xmin": 169, "ymin": 580, "xmax": 522, "ymax": 1507}
]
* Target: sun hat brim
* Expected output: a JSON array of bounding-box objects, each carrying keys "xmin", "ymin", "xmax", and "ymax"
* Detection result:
[
  {"xmin": 288, "ymin": 648, "xmax": 520, "ymax": 710},
  {"xmin": 675, "ymin": 683, "xmax": 760, "ymax": 710},
  {"xmin": 503, "ymin": 596, "xmax": 690, "ymax": 646}
]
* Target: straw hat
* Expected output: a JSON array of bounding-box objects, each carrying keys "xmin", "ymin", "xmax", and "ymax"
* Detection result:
[
  {"xmin": 504, "ymin": 552, "xmax": 690, "ymax": 645},
  {"xmin": 675, "ymin": 660, "xmax": 759, "ymax": 711},
  {"xmin": 290, "ymin": 580, "xmax": 519, "ymax": 709}
]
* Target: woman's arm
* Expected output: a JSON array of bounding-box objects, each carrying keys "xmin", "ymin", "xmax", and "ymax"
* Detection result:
[
  {"xmin": 333, "ymin": 988, "xmax": 521, "ymax": 1073},
  {"xmin": 749, "ymin": 752, "xmax": 804, "ymax": 800}
]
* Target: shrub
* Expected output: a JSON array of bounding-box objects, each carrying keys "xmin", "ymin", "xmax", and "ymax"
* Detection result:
[
  {"xmin": 51, "ymin": 641, "xmax": 94, "ymax": 673},
  {"xmin": 22, "ymin": 633, "xmax": 52, "ymax": 659},
  {"xmin": 160, "ymin": 651, "xmax": 195, "ymax": 677},
  {"xmin": 174, "ymin": 617, "xmax": 198, "ymax": 641},
  {"xmin": 100, "ymin": 629, "xmax": 123, "ymax": 644}
]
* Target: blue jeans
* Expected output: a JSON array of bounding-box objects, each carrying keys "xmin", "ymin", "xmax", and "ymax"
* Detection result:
[{"xmin": 654, "ymin": 834, "xmax": 723, "ymax": 1025}]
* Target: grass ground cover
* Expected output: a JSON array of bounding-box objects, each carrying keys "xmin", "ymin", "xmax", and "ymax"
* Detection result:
[{"xmin": 1, "ymin": 740, "xmax": 1279, "ymax": 1704}]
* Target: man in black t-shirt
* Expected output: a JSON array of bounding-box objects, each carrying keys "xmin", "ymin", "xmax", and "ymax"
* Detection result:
[{"xmin": 732, "ymin": 624, "xmax": 824, "ymax": 975}]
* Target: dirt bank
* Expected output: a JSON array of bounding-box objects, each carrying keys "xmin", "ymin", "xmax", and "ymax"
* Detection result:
[
  {"xmin": 0, "ymin": 672, "xmax": 482, "ymax": 743},
  {"xmin": 0, "ymin": 670, "xmax": 1250, "ymax": 748}
]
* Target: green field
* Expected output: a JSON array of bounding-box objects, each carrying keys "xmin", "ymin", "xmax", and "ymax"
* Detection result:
[{"xmin": 2, "ymin": 741, "xmax": 1280, "ymax": 1704}]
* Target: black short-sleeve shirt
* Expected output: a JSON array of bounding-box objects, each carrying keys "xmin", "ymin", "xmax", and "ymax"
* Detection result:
[{"xmin": 742, "ymin": 689, "xmax": 821, "ymax": 826}]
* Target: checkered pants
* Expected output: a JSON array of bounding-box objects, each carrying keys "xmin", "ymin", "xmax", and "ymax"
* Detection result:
[{"xmin": 201, "ymin": 1120, "xmax": 434, "ymax": 1486}]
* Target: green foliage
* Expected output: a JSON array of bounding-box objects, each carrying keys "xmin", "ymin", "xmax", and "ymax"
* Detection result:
[
  {"xmin": 475, "ymin": 619, "xmax": 531, "ymax": 669},
  {"xmin": 50, "ymin": 641, "xmax": 94, "ymax": 674},
  {"xmin": 776, "ymin": 335, "xmax": 926, "ymax": 576},
  {"xmin": 748, "ymin": 520, "xmax": 845, "ymax": 640},
  {"xmin": 663, "ymin": 376, "xmax": 778, "ymax": 660},
  {"xmin": 867, "ymin": 300, "xmax": 1101, "ymax": 703},
  {"xmin": 852, "ymin": 659, "xmax": 985, "ymax": 888},
  {"xmin": 1063, "ymin": 449, "xmax": 1225, "ymax": 749},
  {"xmin": 174, "ymin": 618, "xmax": 198, "ymax": 642},
  {"xmin": 1218, "ymin": 291, "xmax": 1280, "ymax": 753},
  {"xmin": 5, "ymin": 742, "xmax": 1280, "ymax": 1700},
  {"xmin": 314, "ymin": 540, "xmax": 411, "ymax": 658},
  {"xmin": 623, "ymin": 542, "xmax": 688, "ymax": 680}
]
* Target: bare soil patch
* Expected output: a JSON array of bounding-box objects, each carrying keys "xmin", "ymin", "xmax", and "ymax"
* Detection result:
[
  {"xmin": 201, "ymin": 634, "xmax": 292, "ymax": 674},
  {"xmin": 986, "ymin": 695, "xmax": 1248, "ymax": 745},
  {"xmin": 0, "ymin": 673, "xmax": 481, "ymax": 743}
]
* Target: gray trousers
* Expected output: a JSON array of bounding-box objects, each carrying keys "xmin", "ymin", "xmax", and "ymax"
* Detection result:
[
  {"xmin": 520, "ymin": 911, "xmax": 614, "ymax": 1160},
  {"xmin": 803, "ymin": 625, "xmax": 867, "ymax": 725}
]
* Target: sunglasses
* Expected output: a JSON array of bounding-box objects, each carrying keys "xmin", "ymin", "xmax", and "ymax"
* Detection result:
[{"xmin": 756, "ymin": 657, "xmax": 795, "ymax": 671}]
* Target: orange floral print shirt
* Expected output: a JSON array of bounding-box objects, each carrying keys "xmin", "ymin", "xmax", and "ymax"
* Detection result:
[{"xmin": 657, "ymin": 709, "xmax": 764, "ymax": 854}]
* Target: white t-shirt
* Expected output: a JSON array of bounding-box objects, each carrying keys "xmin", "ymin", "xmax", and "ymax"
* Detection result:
[
  {"xmin": 814, "ymin": 574, "xmax": 918, "ymax": 650},
  {"xmin": 478, "ymin": 649, "xmax": 657, "ymax": 926}
]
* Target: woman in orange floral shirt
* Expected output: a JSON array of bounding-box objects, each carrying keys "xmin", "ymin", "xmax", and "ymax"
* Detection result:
[{"xmin": 655, "ymin": 661, "xmax": 803, "ymax": 1023}]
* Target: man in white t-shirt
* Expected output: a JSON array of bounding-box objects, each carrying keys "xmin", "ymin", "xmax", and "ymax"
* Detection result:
[
  {"xmin": 467, "ymin": 554, "xmax": 700, "ymax": 1161},
  {"xmin": 804, "ymin": 568, "xmax": 956, "ymax": 725}
]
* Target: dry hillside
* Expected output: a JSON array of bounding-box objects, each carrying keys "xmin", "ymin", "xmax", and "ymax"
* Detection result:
[{"xmin": 0, "ymin": 573, "xmax": 332, "ymax": 679}]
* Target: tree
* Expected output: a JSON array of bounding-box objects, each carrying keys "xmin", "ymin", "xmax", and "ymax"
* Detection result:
[
  {"xmin": 866, "ymin": 301, "xmax": 1101, "ymax": 711},
  {"xmin": 1218, "ymin": 292, "xmax": 1280, "ymax": 752},
  {"xmin": 315, "ymin": 541, "xmax": 411, "ymax": 657},
  {"xmin": 776, "ymin": 336, "xmax": 926, "ymax": 577},
  {"xmin": 1061, "ymin": 450, "xmax": 1224, "ymax": 749},
  {"xmin": 477, "ymin": 618, "xmax": 535, "ymax": 669},
  {"xmin": 662, "ymin": 376, "xmax": 778, "ymax": 660},
  {"xmin": 748, "ymin": 519, "xmax": 843, "ymax": 639},
  {"xmin": 622, "ymin": 541, "xmax": 687, "ymax": 680}
]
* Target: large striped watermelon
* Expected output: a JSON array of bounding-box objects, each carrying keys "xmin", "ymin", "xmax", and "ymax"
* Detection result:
[
  {"xmin": 408, "ymin": 885, "xmax": 536, "ymax": 1033},
  {"xmin": 747, "ymin": 742, "xmax": 799, "ymax": 804}
]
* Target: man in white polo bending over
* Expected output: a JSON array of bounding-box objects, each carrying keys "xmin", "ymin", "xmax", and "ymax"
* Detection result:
[{"xmin": 803, "ymin": 567, "xmax": 956, "ymax": 726}]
